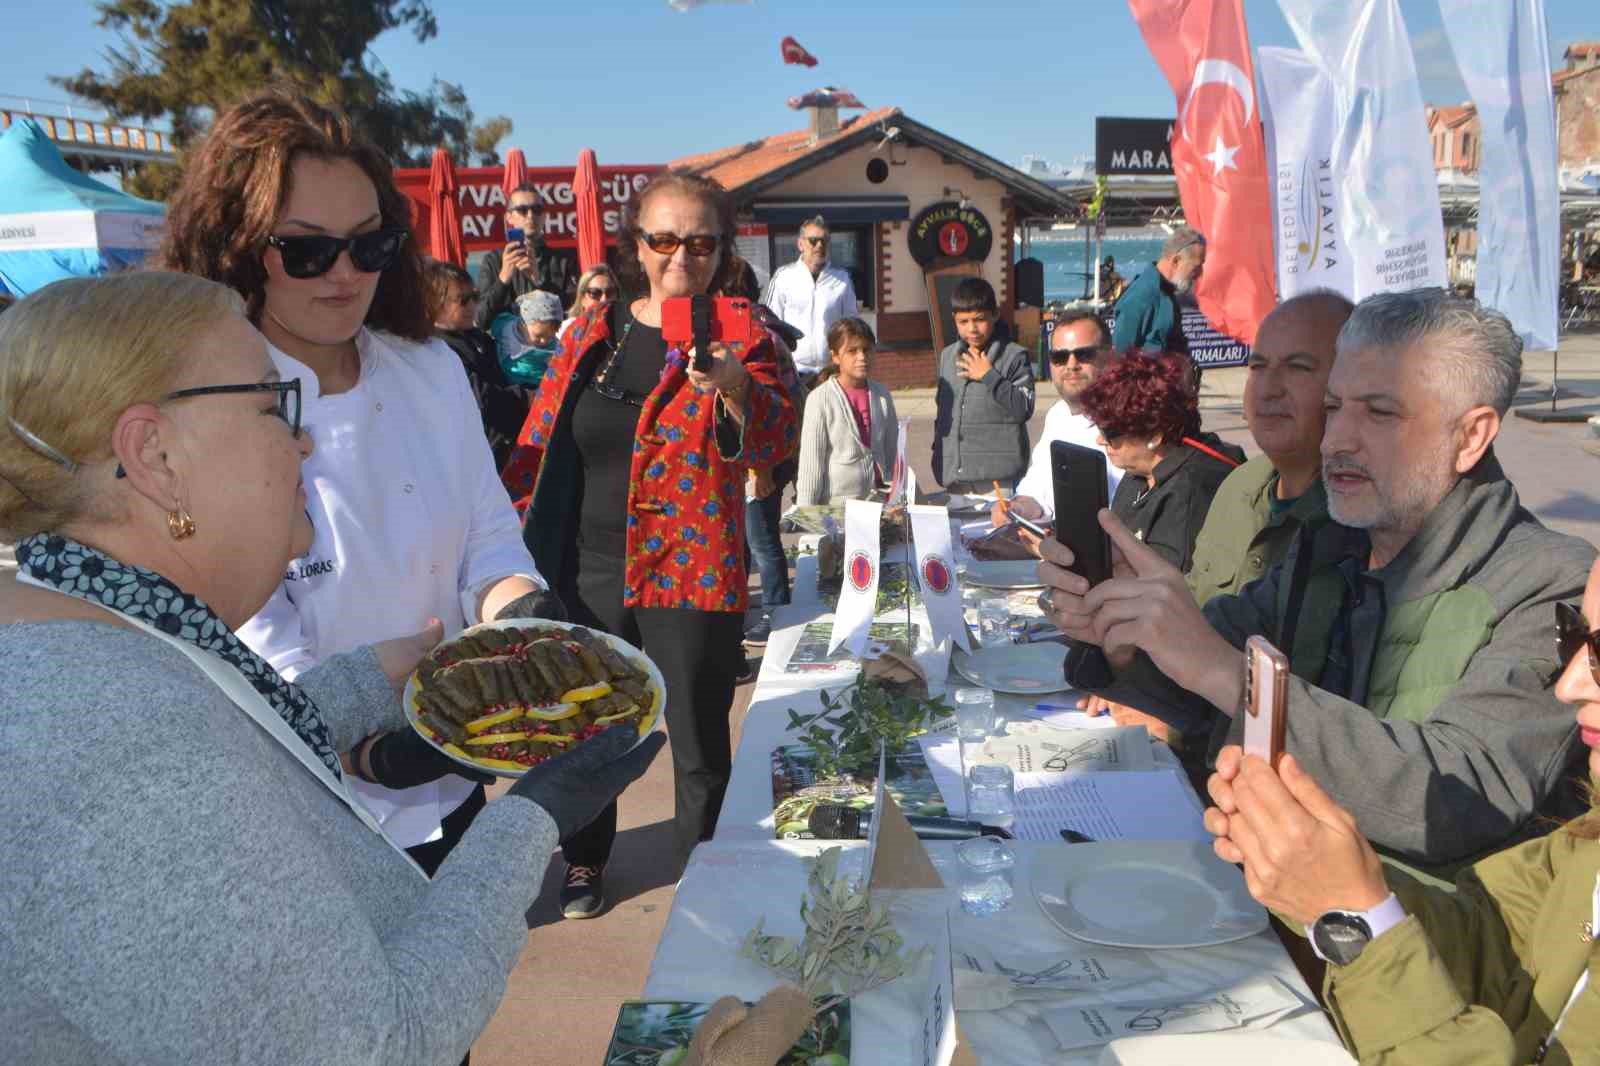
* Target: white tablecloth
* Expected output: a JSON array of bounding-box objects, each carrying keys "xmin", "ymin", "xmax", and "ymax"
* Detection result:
[{"xmin": 647, "ymin": 549, "xmax": 1344, "ymax": 1061}]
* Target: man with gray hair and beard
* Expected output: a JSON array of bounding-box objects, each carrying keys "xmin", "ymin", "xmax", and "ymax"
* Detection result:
[{"xmin": 1037, "ymin": 288, "xmax": 1596, "ymax": 884}]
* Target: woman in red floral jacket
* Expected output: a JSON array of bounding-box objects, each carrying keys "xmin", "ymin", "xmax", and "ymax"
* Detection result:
[{"xmin": 501, "ymin": 171, "xmax": 796, "ymax": 917}]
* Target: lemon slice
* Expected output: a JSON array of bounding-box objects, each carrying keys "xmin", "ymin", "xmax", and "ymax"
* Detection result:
[
  {"xmin": 464, "ymin": 731, "xmax": 575, "ymax": 747},
  {"xmin": 560, "ymin": 682, "xmax": 613, "ymax": 703},
  {"xmin": 473, "ymin": 756, "xmax": 527, "ymax": 772},
  {"xmin": 594, "ymin": 707, "xmax": 642, "ymax": 725},
  {"xmin": 464, "ymin": 707, "xmax": 524, "ymax": 735},
  {"xmin": 525, "ymin": 702, "xmax": 580, "ymax": 720}
]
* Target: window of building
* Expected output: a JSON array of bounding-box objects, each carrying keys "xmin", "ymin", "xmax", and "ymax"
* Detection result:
[
  {"xmin": 768, "ymin": 225, "xmax": 877, "ymax": 309},
  {"xmin": 1461, "ymin": 132, "xmax": 1473, "ymax": 164}
]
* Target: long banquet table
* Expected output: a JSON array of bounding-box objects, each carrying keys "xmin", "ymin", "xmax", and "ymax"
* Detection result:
[{"xmin": 641, "ymin": 551, "xmax": 1349, "ymax": 1064}]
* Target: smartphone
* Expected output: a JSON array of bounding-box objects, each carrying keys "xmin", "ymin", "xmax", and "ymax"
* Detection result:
[
  {"xmin": 1049, "ymin": 441, "xmax": 1112, "ymax": 587},
  {"xmin": 661, "ymin": 295, "xmax": 756, "ymax": 372},
  {"xmin": 1243, "ymin": 635, "xmax": 1290, "ymax": 767},
  {"xmin": 1009, "ymin": 511, "xmax": 1050, "ymax": 538},
  {"xmin": 505, "ymin": 226, "xmax": 525, "ymax": 244}
]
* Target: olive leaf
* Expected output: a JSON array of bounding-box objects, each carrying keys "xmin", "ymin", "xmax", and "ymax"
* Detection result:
[
  {"xmin": 786, "ymin": 678, "xmax": 952, "ymax": 781},
  {"xmin": 740, "ymin": 847, "xmax": 930, "ymax": 1012}
]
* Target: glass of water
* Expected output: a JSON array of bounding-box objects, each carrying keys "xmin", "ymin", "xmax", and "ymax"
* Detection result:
[
  {"xmin": 978, "ymin": 596, "xmax": 1011, "ymax": 645},
  {"xmin": 956, "ymin": 835, "xmax": 1016, "ymax": 916},
  {"xmin": 952, "ymin": 686, "xmax": 994, "ymax": 740},
  {"xmin": 966, "ymin": 762, "xmax": 1016, "ymax": 827}
]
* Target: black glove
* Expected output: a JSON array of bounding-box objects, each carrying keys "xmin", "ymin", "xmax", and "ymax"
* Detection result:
[
  {"xmin": 495, "ymin": 588, "xmax": 568, "ymax": 623},
  {"xmin": 364, "ymin": 728, "xmax": 494, "ymax": 788},
  {"xmin": 507, "ymin": 725, "xmax": 667, "ymax": 839}
]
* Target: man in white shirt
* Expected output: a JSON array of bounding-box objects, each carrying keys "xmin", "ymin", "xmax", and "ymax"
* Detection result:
[
  {"xmin": 761, "ymin": 215, "xmax": 859, "ymax": 381},
  {"xmin": 993, "ymin": 309, "xmax": 1122, "ymax": 528}
]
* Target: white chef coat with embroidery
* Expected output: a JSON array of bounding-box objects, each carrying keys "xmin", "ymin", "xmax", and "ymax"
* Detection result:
[
  {"xmin": 761, "ymin": 259, "xmax": 858, "ymax": 374},
  {"xmin": 239, "ymin": 327, "xmax": 544, "ymax": 848},
  {"xmin": 1012, "ymin": 399, "xmax": 1124, "ymax": 520}
]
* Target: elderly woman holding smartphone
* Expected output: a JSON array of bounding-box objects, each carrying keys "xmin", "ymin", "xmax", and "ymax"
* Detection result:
[
  {"xmin": 501, "ymin": 170, "xmax": 796, "ymax": 918},
  {"xmin": 0, "ymin": 273, "xmax": 663, "ymax": 1064}
]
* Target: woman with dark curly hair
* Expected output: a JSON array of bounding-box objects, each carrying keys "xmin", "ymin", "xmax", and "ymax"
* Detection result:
[
  {"xmin": 161, "ymin": 89, "xmax": 550, "ymax": 874},
  {"xmin": 500, "ymin": 170, "xmax": 796, "ymax": 917},
  {"xmin": 1077, "ymin": 353, "xmax": 1244, "ymax": 572}
]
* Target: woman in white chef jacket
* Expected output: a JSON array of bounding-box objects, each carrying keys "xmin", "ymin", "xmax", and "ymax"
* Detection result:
[{"xmin": 161, "ymin": 90, "xmax": 553, "ymax": 872}]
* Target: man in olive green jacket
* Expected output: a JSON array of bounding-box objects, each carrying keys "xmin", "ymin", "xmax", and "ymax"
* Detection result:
[
  {"xmin": 1186, "ymin": 290, "xmax": 1352, "ymax": 607},
  {"xmin": 1039, "ymin": 290, "xmax": 1595, "ymax": 882}
]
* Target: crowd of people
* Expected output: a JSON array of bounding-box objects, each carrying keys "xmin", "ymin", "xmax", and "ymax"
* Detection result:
[{"xmin": 0, "ymin": 85, "xmax": 1595, "ymax": 1065}]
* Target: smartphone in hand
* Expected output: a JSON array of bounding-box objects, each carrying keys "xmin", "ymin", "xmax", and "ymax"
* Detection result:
[
  {"xmin": 1049, "ymin": 441, "xmax": 1112, "ymax": 587},
  {"xmin": 505, "ymin": 226, "xmax": 525, "ymax": 244},
  {"xmin": 661, "ymin": 295, "xmax": 755, "ymax": 373},
  {"xmin": 1243, "ymin": 635, "xmax": 1290, "ymax": 767},
  {"xmin": 1009, "ymin": 511, "xmax": 1050, "ymax": 538}
]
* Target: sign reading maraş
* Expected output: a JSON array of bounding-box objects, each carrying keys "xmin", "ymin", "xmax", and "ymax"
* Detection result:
[
  {"xmin": 1094, "ymin": 117, "xmax": 1176, "ymax": 176},
  {"xmin": 394, "ymin": 163, "xmax": 661, "ymax": 252}
]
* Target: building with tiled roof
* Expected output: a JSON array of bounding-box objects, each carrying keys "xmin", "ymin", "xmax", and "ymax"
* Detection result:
[
  {"xmin": 672, "ymin": 102, "xmax": 1074, "ymax": 387},
  {"xmin": 1428, "ymin": 41, "xmax": 1600, "ymax": 176}
]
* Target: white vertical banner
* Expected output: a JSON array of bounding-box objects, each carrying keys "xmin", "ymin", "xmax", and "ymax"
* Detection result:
[
  {"xmin": 908, "ymin": 504, "xmax": 971, "ymax": 652},
  {"xmin": 1257, "ymin": 46, "xmax": 1354, "ymax": 300},
  {"xmin": 1277, "ymin": 0, "xmax": 1447, "ymax": 298},
  {"xmin": 828, "ymin": 498, "xmax": 884, "ymax": 656},
  {"xmin": 887, "ymin": 417, "xmax": 911, "ymax": 507},
  {"xmin": 1439, "ymin": 0, "xmax": 1560, "ymax": 351}
]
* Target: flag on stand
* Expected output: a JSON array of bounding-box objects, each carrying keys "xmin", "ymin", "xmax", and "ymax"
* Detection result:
[
  {"xmin": 1128, "ymin": 0, "xmax": 1276, "ymax": 345},
  {"xmin": 1277, "ymin": 0, "xmax": 1446, "ymax": 299},
  {"xmin": 1439, "ymin": 0, "xmax": 1559, "ymax": 350},
  {"xmin": 781, "ymin": 36, "xmax": 820, "ymax": 67}
]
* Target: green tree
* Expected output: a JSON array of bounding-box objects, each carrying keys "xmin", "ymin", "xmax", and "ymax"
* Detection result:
[{"xmin": 53, "ymin": 0, "xmax": 512, "ymax": 198}]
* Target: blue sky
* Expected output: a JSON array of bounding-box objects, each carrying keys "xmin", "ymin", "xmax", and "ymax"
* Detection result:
[{"xmin": 4, "ymin": 0, "xmax": 1596, "ymax": 170}]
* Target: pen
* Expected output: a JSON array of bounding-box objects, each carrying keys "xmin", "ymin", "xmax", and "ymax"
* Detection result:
[{"xmin": 1059, "ymin": 828, "xmax": 1095, "ymax": 844}]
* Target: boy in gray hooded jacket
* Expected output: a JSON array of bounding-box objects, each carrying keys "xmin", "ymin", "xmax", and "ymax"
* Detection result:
[{"xmin": 932, "ymin": 277, "xmax": 1035, "ymax": 491}]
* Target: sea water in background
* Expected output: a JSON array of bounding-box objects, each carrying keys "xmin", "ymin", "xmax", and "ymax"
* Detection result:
[{"xmin": 1021, "ymin": 232, "xmax": 1167, "ymax": 303}]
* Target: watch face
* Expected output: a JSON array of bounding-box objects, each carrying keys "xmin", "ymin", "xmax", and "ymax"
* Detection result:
[{"xmin": 1314, "ymin": 912, "xmax": 1373, "ymax": 966}]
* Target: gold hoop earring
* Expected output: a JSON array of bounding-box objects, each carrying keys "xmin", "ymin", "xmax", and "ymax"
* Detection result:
[{"xmin": 167, "ymin": 508, "xmax": 196, "ymax": 540}]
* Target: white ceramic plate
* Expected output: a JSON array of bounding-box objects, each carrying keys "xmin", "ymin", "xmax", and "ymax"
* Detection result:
[
  {"xmin": 943, "ymin": 493, "xmax": 996, "ymax": 515},
  {"xmin": 403, "ymin": 618, "xmax": 666, "ymax": 778},
  {"xmin": 1031, "ymin": 841, "xmax": 1267, "ymax": 949},
  {"xmin": 962, "ymin": 559, "xmax": 1045, "ymax": 589},
  {"xmin": 1099, "ymin": 1033, "xmax": 1355, "ymax": 1065},
  {"xmin": 952, "ymin": 642, "xmax": 1070, "ymax": 695}
]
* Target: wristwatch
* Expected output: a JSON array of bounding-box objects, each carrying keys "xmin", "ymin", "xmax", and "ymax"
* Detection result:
[{"xmin": 1309, "ymin": 893, "xmax": 1406, "ymax": 966}]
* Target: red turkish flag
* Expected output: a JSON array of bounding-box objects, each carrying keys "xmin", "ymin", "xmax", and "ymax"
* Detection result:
[
  {"xmin": 781, "ymin": 36, "xmax": 819, "ymax": 67},
  {"xmin": 1128, "ymin": 0, "xmax": 1275, "ymax": 345}
]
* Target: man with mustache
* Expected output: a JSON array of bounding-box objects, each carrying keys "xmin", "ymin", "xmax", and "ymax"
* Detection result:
[
  {"xmin": 1186, "ymin": 289, "xmax": 1352, "ymax": 607},
  {"xmin": 1038, "ymin": 289, "xmax": 1595, "ymax": 882},
  {"xmin": 1110, "ymin": 227, "xmax": 1205, "ymax": 357}
]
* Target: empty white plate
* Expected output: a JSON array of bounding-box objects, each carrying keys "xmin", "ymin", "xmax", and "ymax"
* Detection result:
[
  {"xmin": 952, "ymin": 642, "xmax": 1070, "ymax": 695},
  {"xmin": 1099, "ymin": 1033, "xmax": 1355, "ymax": 1064},
  {"xmin": 963, "ymin": 559, "xmax": 1046, "ymax": 589},
  {"xmin": 1031, "ymin": 841, "xmax": 1267, "ymax": 949}
]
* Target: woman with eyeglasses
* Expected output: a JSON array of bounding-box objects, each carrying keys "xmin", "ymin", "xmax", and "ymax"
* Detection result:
[
  {"xmin": 559, "ymin": 264, "xmax": 621, "ymax": 340},
  {"xmin": 501, "ymin": 170, "xmax": 797, "ymax": 918},
  {"xmin": 424, "ymin": 257, "xmax": 529, "ymax": 471},
  {"xmin": 161, "ymin": 89, "xmax": 552, "ymax": 874},
  {"xmin": 0, "ymin": 273, "xmax": 665, "ymax": 1064},
  {"xmin": 1201, "ymin": 559, "xmax": 1600, "ymax": 1064}
]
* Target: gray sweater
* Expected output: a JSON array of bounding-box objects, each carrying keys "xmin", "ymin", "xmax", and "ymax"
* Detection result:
[
  {"xmin": 0, "ymin": 621, "xmax": 558, "ymax": 1066},
  {"xmin": 930, "ymin": 337, "xmax": 1035, "ymax": 486},
  {"xmin": 794, "ymin": 377, "xmax": 898, "ymax": 506}
]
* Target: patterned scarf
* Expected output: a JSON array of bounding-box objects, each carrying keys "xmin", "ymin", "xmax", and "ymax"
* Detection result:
[{"xmin": 16, "ymin": 532, "xmax": 343, "ymax": 778}]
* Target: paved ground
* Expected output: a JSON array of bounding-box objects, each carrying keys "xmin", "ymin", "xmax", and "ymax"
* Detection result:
[{"xmin": 473, "ymin": 329, "xmax": 1600, "ymax": 1065}]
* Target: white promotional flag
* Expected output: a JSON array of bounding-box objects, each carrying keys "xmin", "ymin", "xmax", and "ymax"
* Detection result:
[
  {"xmin": 1439, "ymin": 0, "xmax": 1560, "ymax": 351},
  {"xmin": 1277, "ymin": 0, "xmax": 1447, "ymax": 298},
  {"xmin": 828, "ymin": 498, "xmax": 884, "ymax": 656},
  {"xmin": 1257, "ymin": 46, "xmax": 1354, "ymax": 300},
  {"xmin": 887, "ymin": 417, "xmax": 911, "ymax": 507},
  {"xmin": 909, "ymin": 504, "xmax": 971, "ymax": 652}
]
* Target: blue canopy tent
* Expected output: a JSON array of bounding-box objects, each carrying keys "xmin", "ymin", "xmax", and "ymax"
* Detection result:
[{"xmin": 0, "ymin": 119, "xmax": 165, "ymax": 296}]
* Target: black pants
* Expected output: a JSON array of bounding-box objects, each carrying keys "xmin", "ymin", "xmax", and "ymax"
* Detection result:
[
  {"xmin": 560, "ymin": 547, "xmax": 744, "ymax": 866},
  {"xmin": 405, "ymin": 782, "xmax": 488, "ymax": 878}
]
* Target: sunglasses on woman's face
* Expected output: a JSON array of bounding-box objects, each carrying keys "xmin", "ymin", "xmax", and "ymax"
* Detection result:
[
  {"xmin": 266, "ymin": 226, "xmax": 408, "ymax": 280},
  {"xmin": 1556, "ymin": 601, "xmax": 1600, "ymax": 685},
  {"xmin": 585, "ymin": 287, "xmax": 617, "ymax": 301},
  {"xmin": 638, "ymin": 231, "xmax": 720, "ymax": 257}
]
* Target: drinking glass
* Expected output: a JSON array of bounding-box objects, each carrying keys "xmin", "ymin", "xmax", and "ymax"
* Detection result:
[
  {"xmin": 978, "ymin": 596, "xmax": 1011, "ymax": 645},
  {"xmin": 956, "ymin": 835, "xmax": 1016, "ymax": 916},
  {"xmin": 966, "ymin": 762, "xmax": 1016, "ymax": 827},
  {"xmin": 952, "ymin": 686, "xmax": 994, "ymax": 741}
]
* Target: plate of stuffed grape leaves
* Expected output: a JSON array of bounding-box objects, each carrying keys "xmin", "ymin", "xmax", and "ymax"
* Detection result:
[{"xmin": 404, "ymin": 619, "xmax": 666, "ymax": 778}]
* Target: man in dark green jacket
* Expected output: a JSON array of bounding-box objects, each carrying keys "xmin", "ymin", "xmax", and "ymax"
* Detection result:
[
  {"xmin": 1186, "ymin": 289, "xmax": 1353, "ymax": 606},
  {"xmin": 1109, "ymin": 227, "xmax": 1205, "ymax": 356},
  {"xmin": 1039, "ymin": 289, "xmax": 1596, "ymax": 881}
]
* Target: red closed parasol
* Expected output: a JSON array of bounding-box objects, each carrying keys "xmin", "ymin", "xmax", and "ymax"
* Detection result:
[
  {"xmin": 427, "ymin": 147, "xmax": 464, "ymax": 266},
  {"xmin": 572, "ymin": 148, "xmax": 605, "ymax": 273},
  {"xmin": 501, "ymin": 147, "xmax": 529, "ymax": 202}
]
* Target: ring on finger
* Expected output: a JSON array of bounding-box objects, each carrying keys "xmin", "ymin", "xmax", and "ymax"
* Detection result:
[{"xmin": 1037, "ymin": 589, "xmax": 1055, "ymax": 614}]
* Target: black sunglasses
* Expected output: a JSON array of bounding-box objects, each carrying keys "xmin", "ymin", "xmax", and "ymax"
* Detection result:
[
  {"xmin": 505, "ymin": 203, "xmax": 541, "ymax": 217},
  {"xmin": 638, "ymin": 231, "xmax": 720, "ymax": 257},
  {"xmin": 1556, "ymin": 602, "xmax": 1600, "ymax": 685},
  {"xmin": 266, "ymin": 227, "xmax": 407, "ymax": 280},
  {"xmin": 1050, "ymin": 345, "xmax": 1103, "ymax": 366},
  {"xmin": 801, "ymin": 236, "xmax": 827, "ymax": 246},
  {"xmin": 585, "ymin": 286, "xmax": 617, "ymax": 300},
  {"xmin": 114, "ymin": 380, "xmax": 303, "ymax": 478}
]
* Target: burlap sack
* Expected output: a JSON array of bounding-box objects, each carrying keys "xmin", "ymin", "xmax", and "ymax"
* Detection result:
[
  {"xmin": 682, "ymin": 986, "xmax": 817, "ymax": 1066},
  {"xmin": 861, "ymin": 649, "xmax": 928, "ymax": 699}
]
